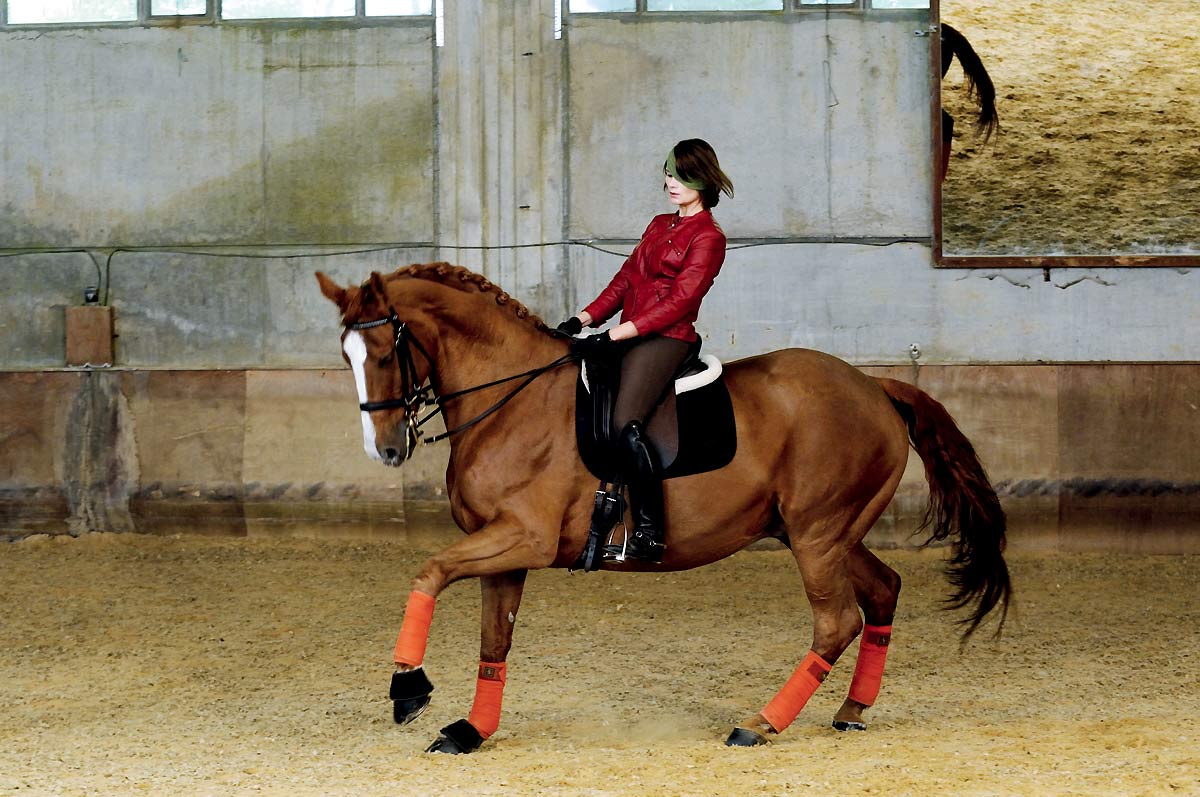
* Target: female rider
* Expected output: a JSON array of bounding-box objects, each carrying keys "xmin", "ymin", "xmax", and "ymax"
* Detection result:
[{"xmin": 557, "ymin": 138, "xmax": 733, "ymax": 563}]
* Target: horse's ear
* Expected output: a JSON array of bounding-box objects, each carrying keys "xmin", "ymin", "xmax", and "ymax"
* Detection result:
[
  {"xmin": 368, "ymin": 271, "xmax": 388, "ymax": 302},
  {"xmin": 315, "ymin": 271, "xmax": 348, "ymax": 311}
]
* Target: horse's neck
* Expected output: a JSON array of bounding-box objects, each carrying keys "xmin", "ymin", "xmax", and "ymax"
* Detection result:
[{"xmin": 424, "ymin": 291, "xmax": 567, "ymax": 424}]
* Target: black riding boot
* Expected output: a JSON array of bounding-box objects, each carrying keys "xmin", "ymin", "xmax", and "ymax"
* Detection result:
[{"xmin": 605, "ymin": 421, "xmax": 666, "ymax": 564}]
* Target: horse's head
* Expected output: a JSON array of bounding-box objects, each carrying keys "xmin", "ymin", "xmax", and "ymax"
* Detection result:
[{"xmin": 317, "ymin": 270, "xmax": 436, "ymax": 467}]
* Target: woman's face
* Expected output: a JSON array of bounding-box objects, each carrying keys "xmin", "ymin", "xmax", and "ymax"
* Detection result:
[{"xmin": 664, "ymin": 172, "xmax": 701, "ymax": 208}]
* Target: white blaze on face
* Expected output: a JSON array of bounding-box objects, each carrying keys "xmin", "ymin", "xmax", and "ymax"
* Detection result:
[{"xmin": 343, "ymin": 331, "xmax": 382, "ymax": 461}]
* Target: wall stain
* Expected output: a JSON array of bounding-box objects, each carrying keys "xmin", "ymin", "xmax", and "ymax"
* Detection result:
[{"xmin": 63, "ymin": 372, "xmax": 138, "ymax": 534}]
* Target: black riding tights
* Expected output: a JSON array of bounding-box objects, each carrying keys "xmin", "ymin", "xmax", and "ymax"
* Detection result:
[{"xmin": 613, "ymin": 335, "xmax": 695, "ymax": 431}]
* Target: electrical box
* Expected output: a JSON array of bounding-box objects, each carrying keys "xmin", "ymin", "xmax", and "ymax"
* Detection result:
[{"xmin": 65, "ymin": 305, "xmax": 114, "ymax": 367}]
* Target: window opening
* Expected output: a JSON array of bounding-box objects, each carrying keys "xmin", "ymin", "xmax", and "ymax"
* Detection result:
[
  {"xmin": 646, "ymin": 0, "xmax": 782, "ymax": 9},
  {"xmin": 3, "ymin": 0, "xmax": 433, "ymax": 22},
  {"xmin": 221, "ymin": 0, "xmax": 355, "ymax": 19},
  {"xmin": 567, "ymin": 1, "xmax": 892, "ymax": 12},
  {"xmin": 366, "ymin": 0, "xmax": 431, "ymax": 15},
  {"xmin": 151, "ymin": 0, "xmax": 206, "ymax": 13},
  {"xmin": 7, "ymin": 0, "xmax": 136, "ymax": 23},
  {"xmin": 569, "ymin": 0, "xmax": 635, "ymax": 12}
]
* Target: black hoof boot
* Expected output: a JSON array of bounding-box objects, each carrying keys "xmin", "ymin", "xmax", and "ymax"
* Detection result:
[
  {"xmin": 725, "ymin": 727, "xmax": 770, "ymax": 747},
  {"xmin": 390, "ymin": 668, "xmax": 434, "ymax": 725},
  {"xmin": 832, "ymin": 720, "xmax": 867, "ymax": 732},
  {"xmin": 426, "ymin": 719, "xmax": 485, "ymax": 754}
]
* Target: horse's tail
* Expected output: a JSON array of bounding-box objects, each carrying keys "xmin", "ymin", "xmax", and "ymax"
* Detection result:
[
  {"xmin": 941, "ymin": 23, "xmax": 999, "ymax": 142},
  {"xmin": 876, "ymin": 377, "xmax": 1012, "ymax": 641}
]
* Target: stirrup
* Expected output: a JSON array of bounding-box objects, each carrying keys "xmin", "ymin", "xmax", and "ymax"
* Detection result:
[{"xmin": 601, "ymin": 529, "xmax": 665, "ymax": 564}]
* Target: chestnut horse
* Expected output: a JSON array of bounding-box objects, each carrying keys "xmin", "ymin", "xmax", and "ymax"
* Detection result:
[{"xmin": 316, "ymin": 264, "xmax": 1011, "ymax": 753}]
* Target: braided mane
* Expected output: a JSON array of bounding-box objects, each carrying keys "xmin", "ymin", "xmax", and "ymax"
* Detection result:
[{"xmin": 384, "ymin": 262, "xmax": 553, "ymax": 335}]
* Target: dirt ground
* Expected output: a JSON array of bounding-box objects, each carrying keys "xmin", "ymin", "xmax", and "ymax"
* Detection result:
[
  {"xmin": 940, "ymin": 0, "xmax": 1200, "ymax": 255},
  {"xmin": 1, "ymin": 530, "xmax": 1197, "ymax": 796}
]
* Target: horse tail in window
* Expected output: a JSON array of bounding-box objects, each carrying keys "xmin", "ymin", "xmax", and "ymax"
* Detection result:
[{"xmin": 941, "ymin": 22, "xmax": 999, "ymax": 142}]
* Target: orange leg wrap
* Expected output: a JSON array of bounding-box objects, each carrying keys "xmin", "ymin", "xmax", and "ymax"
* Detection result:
[
  {"xmin": 467, "ymin": 661, "xmax": 507, "ymax": 739},
  {"xmin": 760, "ymin": 650, "xmax": 832, "ymax": 733},
  {"xmin": 392, "ymin": 590, "xmax": 436, "ymax": 667},
  {"xmin": 847, "ymin": 624, "xmax": 892, "ymax": 707}
]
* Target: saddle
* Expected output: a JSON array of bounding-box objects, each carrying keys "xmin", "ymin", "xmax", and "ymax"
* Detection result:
[
  {"xmin": 574, "ymin": 351, "xmax": 737, "ymax": 483},
  {"xmin": 571, "ymin": 348, "xmax": 737, "ymax": 571}
]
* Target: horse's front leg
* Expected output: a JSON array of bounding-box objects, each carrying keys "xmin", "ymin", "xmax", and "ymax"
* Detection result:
[
  {"xmin": 387, "ymin": 516, "xmax": 555, "ymax": 747},
  {"xmin": 423, "ymin": 570, "xmax": 528, "ymax": 754}
]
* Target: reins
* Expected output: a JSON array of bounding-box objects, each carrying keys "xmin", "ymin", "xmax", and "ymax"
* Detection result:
[{"xmin": 347, "ymin": 307, "xmax": 577, "ymax": 450}]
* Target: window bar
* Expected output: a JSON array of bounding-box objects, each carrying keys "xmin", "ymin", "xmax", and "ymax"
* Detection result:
[{"xmin": 356, "ymin": 0, "xmax": 365, "ymax": 17}]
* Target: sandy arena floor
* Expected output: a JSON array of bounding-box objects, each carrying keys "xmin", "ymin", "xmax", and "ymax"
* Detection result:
[
  {"xmin": 940, "ymin": 0, "xmax": 1200, "ymax": 255},
  {"xmin": 1, "ymin": 531, "xmax": 1197, "ymax": 796}
]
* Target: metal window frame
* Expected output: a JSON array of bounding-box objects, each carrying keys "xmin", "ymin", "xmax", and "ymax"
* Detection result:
[
  {"xmin": 558, "ymin": 1, "xmax": 943, "ymax": 33},
  {"xmin": 563, "ymin": 1, "xmax": 886, "ymax": 14},
  {"xmin": 0, "ymin": 0, "xmax": 433, "ymax": 28},
  {"xmin": 929, "ymin": 0, "xmax": 1193, "ymax": 268},
  {"xmin": 561, "ymin": 0, "xmax": 940, "ymax": 14},
  {"xmin": 640, "ymin": 0, "xmax": 788, "ymax": 11}
]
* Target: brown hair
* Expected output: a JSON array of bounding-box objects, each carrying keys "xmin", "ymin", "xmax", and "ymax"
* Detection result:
[{"xmin": 669, "ymin": 139, "xmax": 734, "ymax": 209}]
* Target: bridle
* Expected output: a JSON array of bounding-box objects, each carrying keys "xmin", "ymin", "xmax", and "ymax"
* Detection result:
[{"xmin": 346, "ymin": 307, "xmax": 577, "ymax": 458}]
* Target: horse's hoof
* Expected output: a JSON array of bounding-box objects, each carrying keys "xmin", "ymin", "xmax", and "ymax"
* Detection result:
[
  {"xmin": 725, "ymin": 727, "xmax": 770, "ymax": 747},
  {"xmin": 426, "ymin": 719, "xmax": 484, "ymax": 755},
  {"xmin": 832, "ymin": 720, "xmax": 867, "ymax": 732},
  {"xmin": 390, "ymin": 668, "xmax": 434, "ymax": 725},
  {"xmin": 394, "ymin": 693, "xmax": 431, "ymax": 725}
]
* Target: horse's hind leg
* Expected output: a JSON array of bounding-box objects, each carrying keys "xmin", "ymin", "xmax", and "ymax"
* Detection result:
[
  {"xmin": 727, "ymin": 455, "xmax": 904, "ymax": 747},
  {"xmin": 832, "ymin": 543, "xmax": 901, "ymax": 732},
  {"xmin": 426, "ymin": 570, "xmax": 528, "ymax": 754},
  {"xmin": 727, "ymin": 518, "xmax": 864, "ymax": 747}
]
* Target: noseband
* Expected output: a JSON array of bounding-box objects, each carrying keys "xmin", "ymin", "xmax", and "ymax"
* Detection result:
[{"xmin": 345, "ymin": 307, "xmax": 577, "ymax": 455}]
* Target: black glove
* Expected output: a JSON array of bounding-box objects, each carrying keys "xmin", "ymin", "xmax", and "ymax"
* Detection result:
[
  {"xmin": 555, "ymin": 317, "xmax": 583, "ymax": 336},
  {"xmin": 570, "ymin": 330, "xmax": 614, "ymax": 357}
]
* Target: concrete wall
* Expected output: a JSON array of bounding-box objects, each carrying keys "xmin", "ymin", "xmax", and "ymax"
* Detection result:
[
  {"xmin": 4, "ymin": 364, "xmax": 1198, "ymax": 552},
  {"xmin": 0, "ymin": 25, "xmax": 434, "ymax": 247},
  {"xmin": 0, "ymin": 369, "xmax": 449, "ymax": 538},
  {"xmin": 2, "ymin": 4, "xmax": 1198, "ymax": 545},
  {"xmin": 568, "ymin": 16, "xmax": 930, "ymax": 240},
  {"xmin": 4, "ymin": 8, "xmax": 1198, "ymax": 368},
  {"xmin": 573, "ymin": 243, "xmax": 1200, "ymax": 363}
]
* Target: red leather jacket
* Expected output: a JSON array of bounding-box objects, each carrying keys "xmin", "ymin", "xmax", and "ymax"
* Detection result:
[{"xmin": 582, "ymin": 210, "xmax": 726, "ymax": 343}]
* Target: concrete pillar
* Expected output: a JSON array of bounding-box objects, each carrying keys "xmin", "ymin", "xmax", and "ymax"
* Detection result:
[{"xmin": 436, "ymin": 0, "xmax": 568, "ymax": 321}]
